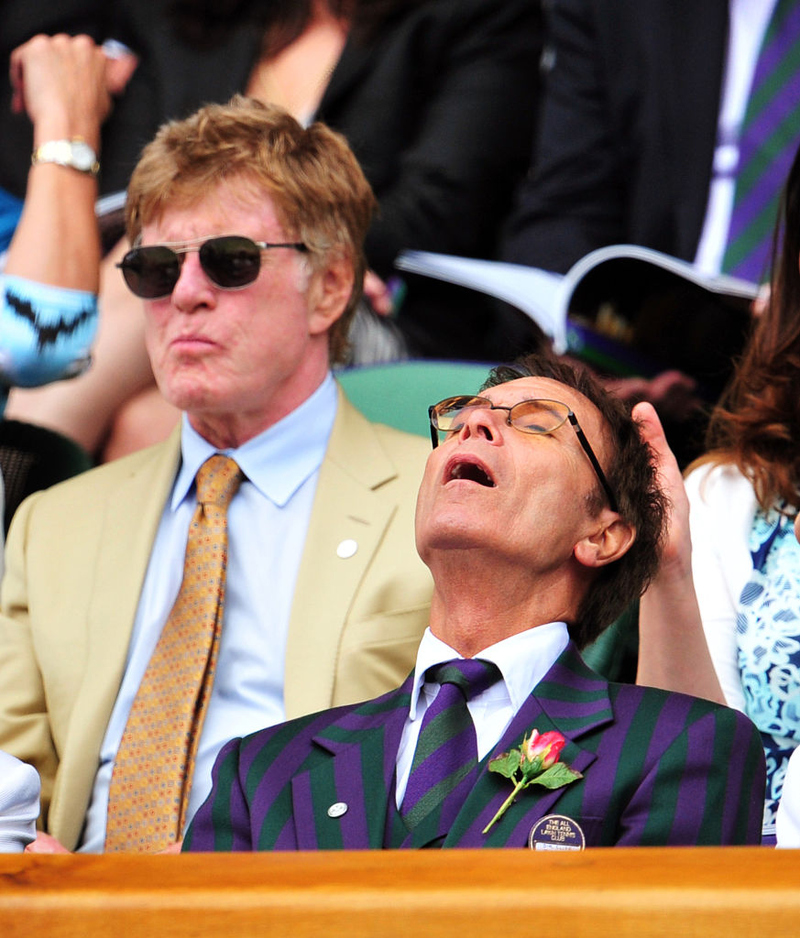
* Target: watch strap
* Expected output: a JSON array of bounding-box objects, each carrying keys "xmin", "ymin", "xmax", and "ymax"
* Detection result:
[{"xmin": 31, "ymin": 138, "xmax": 100, "ymax": 177}]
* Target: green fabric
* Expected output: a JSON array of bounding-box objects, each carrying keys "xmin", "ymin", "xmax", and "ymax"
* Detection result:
[
  {"xmin": 336, "ymin": 360, "xmax": 493, "ymax": 438},
  {"xmin": 581, "ymin": 601, "xmax": 640, "ymax": 684}
]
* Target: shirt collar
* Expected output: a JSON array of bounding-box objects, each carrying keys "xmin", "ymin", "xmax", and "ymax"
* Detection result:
[
  {"xmin": 408, "ymin": 621, "xmax": 570, "ymax": 718},
  {"xmin": 170, "ymin": 372, "xmax": 338, "ymax": 510}
]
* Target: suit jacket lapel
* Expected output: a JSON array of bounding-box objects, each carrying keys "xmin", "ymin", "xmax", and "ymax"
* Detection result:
[
  {"xmin": 289, "ymin": 679, "xmax": 413, "ymax": 849},
  {"xmin": 52, "ymin": 430, "xmax": 182, "ymax": 847},
  {"xmin": 444, "ymin": 644, "xmax": 612, "ymax": 848},
  {"xmin": 284, "ymin": 390, "xmax": 404, "ymax": 717},
  {"xmin": 659, "ymin": 0, "xmax": 728, "ymax": 252},
  {"xmin": 318, "ymin": 33, "xmax": 375, "ymax": 117}
]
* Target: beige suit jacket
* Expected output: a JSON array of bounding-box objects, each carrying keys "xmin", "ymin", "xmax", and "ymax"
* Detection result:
[{"xmin": 0, "ymin": 390, "xmax": 432, "ymax": 849}]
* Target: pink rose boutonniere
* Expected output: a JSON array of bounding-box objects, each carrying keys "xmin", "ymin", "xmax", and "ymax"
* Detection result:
[{"xmin": 482, "ymin": 729, "xmax": 583, "ymax": 834}]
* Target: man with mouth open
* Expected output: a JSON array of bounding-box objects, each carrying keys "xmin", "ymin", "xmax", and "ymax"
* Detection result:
[
  {"xmin": 185, "ymin": 353, "xmax": 765, "ymax": 851},
  {"xmin": 0, "ymin": 96, "xmax": 433, "ymax": 853}
]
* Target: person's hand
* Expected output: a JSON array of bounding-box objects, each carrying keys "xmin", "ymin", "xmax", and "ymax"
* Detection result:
[
  {"xmin": 101, "ymin": 39, "xmax": 139, "ymax": 97},
  {"xmin": 752, "ymin": 283, "xmax": 770, "ymax": 318},
  {"xmin": 633, "ymin": 400, "xmax": 691, "ymax": 577},
  {"xmin": 24, "ymin": 831, "xmax": 71, "ymax": 854},
  {"xmin": 159, "ymin": 839, "xmax": 183, "ymax": 855},
  {"xmin": 363, "ymin": 270, "xmax": 395, "ymax": 317},
  {"xmin": 23, "ymin": 832, "xmax": 183, "ymax": 854},
  {"xmin": 604, "ymin": 369, "xmax": 701, "ymax": 424},
  {"xmin": 10, "ymin": 34, "xmax": 137, "ymax": 145}
]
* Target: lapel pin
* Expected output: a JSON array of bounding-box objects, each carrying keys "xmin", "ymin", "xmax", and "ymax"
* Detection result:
[
  {"xmin": 336, "ymin": 539, "xmax": 358, "ymax": 559},
  {"xmin": 528, "ymin": 814, "xmax": 585, "ymax": 851},
  {"xmin": 327, "ymin": 801, "xmax": 348, "ymax": 818}
]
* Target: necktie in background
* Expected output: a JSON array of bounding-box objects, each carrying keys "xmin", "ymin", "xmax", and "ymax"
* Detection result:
[
  {"xmin": 722, "ymin": 0, "xmax": 800, "ymax": 283},
  {"xmin": 401, "ymin": 658, "xmax": 502, "ymax": 830},
  {"xmin": 105, "ymin": 454, "xmax": 243, "ymax": 852}
]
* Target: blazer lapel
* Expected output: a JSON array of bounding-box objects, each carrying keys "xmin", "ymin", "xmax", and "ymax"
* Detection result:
[
  {"xmin": 317, "ymin": 33, "xmax": 375, "ymax": 117},
  {"xmin": 289, "ymin": 681, "xmax": 412, "ymax": 849},
  {"xmin": 51, "ymin": 431, "xmax": 182, "ymax": 847},
  {"xmin": 444, "ymin": 644, "xmax": 613, "ymax": 848},
  {"xmin": 659, "ymin": 0, "xmax": 728, "ymax": 251},
  {"xmin": 283, "ymin": 391, "xmax": 404, "ymax": 717}
]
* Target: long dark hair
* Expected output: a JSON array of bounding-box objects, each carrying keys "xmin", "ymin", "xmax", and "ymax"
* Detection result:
[
  {"xmin": 166, "ymin": 0, "xmax": 426, "ymax": 52},
  {"xmin": 702, "ymin": 140, "xmax": 800, "ymax": 511}
]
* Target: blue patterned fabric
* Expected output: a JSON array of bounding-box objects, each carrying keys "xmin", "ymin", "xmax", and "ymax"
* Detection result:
[
  {"xmin": 737, "ymin": 505, "xmax": 800, "ymax": 841},
  {"xmin": 0, "ymin": 275, "xmax": 98, "ymax": 410}
]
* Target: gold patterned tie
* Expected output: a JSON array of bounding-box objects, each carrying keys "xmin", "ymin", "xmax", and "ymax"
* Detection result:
[{"xmin": 105, "ymin": 454, "xmax": 243, "ymax": 852}]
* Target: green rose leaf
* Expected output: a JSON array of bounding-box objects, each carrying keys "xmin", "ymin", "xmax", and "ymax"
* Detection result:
[
  {"xmin": 528, "ymin": 762, "xmax": 583, "ymax": 790},
  {"xmin": 487, "ymin": 749, "xmax": 521, "ymax": 779}
]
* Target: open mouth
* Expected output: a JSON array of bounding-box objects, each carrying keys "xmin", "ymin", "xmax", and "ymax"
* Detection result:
[{"xmin": 447, "ymin": 459, "xmax": 496, "ymax": 487}]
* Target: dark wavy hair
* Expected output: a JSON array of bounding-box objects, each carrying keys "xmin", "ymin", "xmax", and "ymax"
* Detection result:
[
  {"xmin": 700, "ymin": 141, "xmax": 800, "ymax": 512},
  {"xmin": 482, "ymin": 353, "xmax": 667, "ymax": 648},
  {"xmin": 166, "ymin": 0, "xmax": 426, "ymax": 52}
]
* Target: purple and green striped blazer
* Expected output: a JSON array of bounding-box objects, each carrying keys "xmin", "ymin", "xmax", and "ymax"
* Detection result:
[{"xmin": 185, "ymin": 642, "xmax": 765, "ymax": 850}]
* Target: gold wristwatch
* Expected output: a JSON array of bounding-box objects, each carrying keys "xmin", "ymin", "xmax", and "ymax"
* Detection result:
[{"xmin": 31, "ymin": 138, "xmax": 100, "ymax": 176}]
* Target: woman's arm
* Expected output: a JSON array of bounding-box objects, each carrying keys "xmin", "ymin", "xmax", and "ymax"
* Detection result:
[{"xmin": 635, "ymin": 402, "xmax": 725, "ymax": 703}]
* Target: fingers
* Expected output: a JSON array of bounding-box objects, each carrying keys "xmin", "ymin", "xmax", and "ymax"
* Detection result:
[
  {"xmin": 362, "ymin": 270, "xmax": 394, "ymax": 317},
  {"xmin": 9, "ymin": 34, "xmax": 116, "ymax": 143},
  {"xmin": 102, "ymin": 39, "xmax": 139, "ymax": 96},
  {"xmin": 633, "ymin": 401, "xmax": 671, "ymax": 472},
  {"xmin": 633, "ymin": 401, "xmax": 691, "ymax": 569},
  {"xmin": 24, "ymin": 831, "xmax": 71, "ymax": 854}
]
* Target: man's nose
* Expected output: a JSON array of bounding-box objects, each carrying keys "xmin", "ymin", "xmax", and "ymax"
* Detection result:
[
  {"xmin": 457, "ymin": 405, "xmax": 506, "ymax": 443},
  {"xmin": 170, "ymin": 253, "xmax": 215, "ymax": 311}
]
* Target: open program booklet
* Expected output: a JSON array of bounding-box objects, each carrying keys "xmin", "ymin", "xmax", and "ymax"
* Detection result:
[{"xmin": 395, "ymin": 245, "xmax": 759, "ymax": 403}]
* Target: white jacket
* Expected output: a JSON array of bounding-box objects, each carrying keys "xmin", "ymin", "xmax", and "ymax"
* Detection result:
[{"xmin": 685, "ymin": 461, "xmax": 757, "ymax": 713}]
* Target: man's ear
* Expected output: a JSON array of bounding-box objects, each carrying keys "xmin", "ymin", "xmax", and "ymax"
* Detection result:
[
  {"xmin": 307, "ymin": 253, "xmax": 354, "ymax": 337},
  {"xmin": 573, "ymin": 515, "xmax": 636, "ymax": 569}
]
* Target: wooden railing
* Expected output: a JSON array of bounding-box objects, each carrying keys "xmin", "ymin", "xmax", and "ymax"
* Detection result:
[{"xmin": 1, "ymin": 847, "xmax": 798, "ymax": 937}]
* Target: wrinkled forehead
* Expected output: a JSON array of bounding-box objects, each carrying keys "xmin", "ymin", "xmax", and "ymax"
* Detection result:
[
  {"xmin": 484, "ymin": 376, "xmax": 613, "ymax": 449},
  {"xmin": 144, "ymin": 175, "xmax": 287, "ymax": 230}
]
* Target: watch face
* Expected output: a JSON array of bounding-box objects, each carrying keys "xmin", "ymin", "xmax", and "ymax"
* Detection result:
[
  {"xmin": 34, "ymin": 139, "xmax": 98, "ymax": 174},
  {"xmin": 70, "ymin": 141, "xmax": 95, "ymax": 172}
]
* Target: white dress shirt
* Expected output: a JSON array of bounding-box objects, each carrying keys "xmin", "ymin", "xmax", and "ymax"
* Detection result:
[
  {"xmin": 0, "ymin": 750, "xmax": 39, "ymax": 853},
  {"xmin": 777, "ymin": 745, "xmax": 800, "ymax": 847},
  {"xmin": 80, "ymin": 374, "xmax": 338, "ymax": 851},
  {"xmin": 395, "ymin": 622, "xmax": 570, "ymax": 807}
]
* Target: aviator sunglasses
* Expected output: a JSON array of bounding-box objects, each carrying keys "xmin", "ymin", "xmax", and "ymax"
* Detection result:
[{"xmin": 117, "ymin": 234, "xmax": 308, "ymax": 299}]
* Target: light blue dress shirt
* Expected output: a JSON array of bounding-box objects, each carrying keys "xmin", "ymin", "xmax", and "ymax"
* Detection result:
[{"xmin": 80, "ymin": 374, "xmax": 338, "ymax": 851}]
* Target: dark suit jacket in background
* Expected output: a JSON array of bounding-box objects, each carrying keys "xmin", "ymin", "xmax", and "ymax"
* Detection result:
[
  {"xmin": 0, "ymin": 0, "xmax": 119, "ymax": 201},
  {"xmin": 185, "ymin": 642, "xmax": 766, "ymax": 851},
  {"xmin": 1, "ymin": 0, "xmax": 544, "ymax": 360},
  {"xmin": 502, "ymin": 0, "xmax": 728, "ymax": 274}
]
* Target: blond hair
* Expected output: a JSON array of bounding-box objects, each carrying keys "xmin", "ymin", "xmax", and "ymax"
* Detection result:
[{"xmin": 125, "ymin": 95, "xmax": 377, "ymax": 362}]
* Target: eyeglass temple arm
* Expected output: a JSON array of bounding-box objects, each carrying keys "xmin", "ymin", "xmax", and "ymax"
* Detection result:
[
  {"xmin": 428, "ymin": 406, "xmax": 440, "ymax": 449},
  {"xmin": 567, "ymin": 414, "xmax": 618, "ymax": 513}
]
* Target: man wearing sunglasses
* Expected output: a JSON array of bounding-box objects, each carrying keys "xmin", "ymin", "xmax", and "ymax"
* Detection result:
[
  {"xmin": 185, "ymin": 352, "xmax": 765, "ymax": 851},
  {"xmin": 0, "ymin": 96, "xmax": 433, "ymax": 853}
]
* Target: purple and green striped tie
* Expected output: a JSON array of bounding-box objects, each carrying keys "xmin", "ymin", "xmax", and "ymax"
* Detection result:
[
  {"xmin": 722, "ymin": 0, "xmax": 800, "ymax": 283},
  {"xmin": 401, "ymin": 658, "xmax": 502, "ymax": 830}
]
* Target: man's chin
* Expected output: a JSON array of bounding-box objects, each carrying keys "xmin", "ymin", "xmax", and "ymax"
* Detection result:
[{"xmin": 418, "ymin": 521, "xmax": 490, "ymax": 557}]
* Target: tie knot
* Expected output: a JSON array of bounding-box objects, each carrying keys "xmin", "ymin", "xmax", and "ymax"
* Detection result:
[
  {"xmin": 426, "ymin": 658, "xmax": 502, "ymax": 702},
  {"xmin": 195, "ymin": 454, "xmax": 243, "ymax": 509}
]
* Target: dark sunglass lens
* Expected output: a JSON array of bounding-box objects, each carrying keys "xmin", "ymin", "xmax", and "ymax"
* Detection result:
[
  {"xmin": 200, "ymin": 236, "xmax": 261, "ymax": 288},
  {"xmin": 120, "ymin": 246, "xmax": 181, "ymax": 298}
]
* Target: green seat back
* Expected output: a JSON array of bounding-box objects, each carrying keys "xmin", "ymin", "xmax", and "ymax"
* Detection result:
[{"xmin": 336, "ymin": 360, "xmax": 493, "ymax": 438}]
